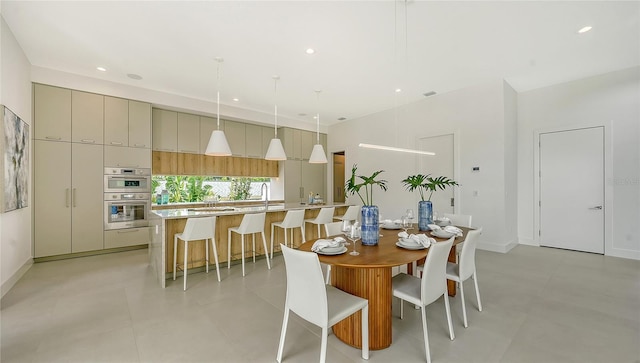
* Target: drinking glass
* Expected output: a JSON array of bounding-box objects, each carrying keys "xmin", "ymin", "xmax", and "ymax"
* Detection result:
[
  {"xmin": 348, "ymin": 222, "xmax": 361, "ymax": 256},
  {"xmin": 401, "ymin": 215, "xmax": 411, "ymax": 233},
  {"xmin": 406, "ymin": 209, "xmax": 414, "ymax": 230},
  {"xmin": 341, "ymin": 220, "xmax": 352, "ymax": 246}
]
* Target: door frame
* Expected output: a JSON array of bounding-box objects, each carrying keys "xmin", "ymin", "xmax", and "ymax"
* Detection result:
[
  {"xmin": 416, "ymin": 131, "xmax": 461, "ymax": 214},
  {"xmin": 533, "ymin": 121, "xmax": 612, "ymax": 254}
]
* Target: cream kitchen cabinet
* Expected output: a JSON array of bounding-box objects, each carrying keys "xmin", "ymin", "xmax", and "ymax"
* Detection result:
[
  {"xmin": 105, "ymin": 97, "xmax": 151, "ymax": 148},
  {"xmin": 152, "ymin": 109, "xmax": 178, "ymax": 151},
  {"xmin": 72, "ymin": 90, "xmax": 104, "ymax": 144},
  {"xmin": 104, "ymin": 145, "xmax": 151, "ymax": 168},
  {"xmin": 177, "ymin": 112, "xmax": 200, "ymax": 153},
  {"xmin": 199, "ymin": 116, "xmax": 224, "ymax": 153},
  {"xmin": 34, "ymin": 83, "xmax": 72, "ymax": 142},
  {"xmin": 34, "ymin": 140, "xmax": 104, "ymax": 257},
  {"xmin": 283, "ymin": 159, "xmax": 326, "ymax": 204},
  {"xmin": 245, "ymin": 124, "xmax": 263, "ymax": 158},
  {"xmin": 128, "ymin": 100, "xmax": 151, "ymax": 148},
  {"xmin": 104, "ymin": 227, "xmax": 150, "ymax": 249},
  {"xmin": 262, "ymin": 126, "xmax": 276, "ymax": 158},
  {"xmin": 225, "ymin": 120, "xmax": 246, "ymax": 157}
]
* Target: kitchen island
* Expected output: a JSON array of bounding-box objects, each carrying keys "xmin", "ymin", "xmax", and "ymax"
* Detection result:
[{"xmin": 149, "ymin": 203, "xmax": 349, "ymax": 287}]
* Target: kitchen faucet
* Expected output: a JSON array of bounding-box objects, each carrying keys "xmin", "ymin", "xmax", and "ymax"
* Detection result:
[{"xmin": 261, "ymin": 182, "xmax": 269, "ymax": 209}]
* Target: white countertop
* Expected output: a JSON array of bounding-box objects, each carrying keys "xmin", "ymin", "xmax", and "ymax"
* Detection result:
[{"xmin": 151, "ymin": 202, "xmax": 350, "ymax": 220}]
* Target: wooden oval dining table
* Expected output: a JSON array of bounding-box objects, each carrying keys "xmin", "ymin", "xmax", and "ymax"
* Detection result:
[{"xmin": 298, "ymin": 226, "xmax": 471, "ymax": 350}]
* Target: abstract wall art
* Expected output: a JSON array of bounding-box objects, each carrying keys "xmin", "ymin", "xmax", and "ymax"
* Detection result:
[{"xmin": 1, "ymin": 105, "xmax": 29, "ymax": 212}]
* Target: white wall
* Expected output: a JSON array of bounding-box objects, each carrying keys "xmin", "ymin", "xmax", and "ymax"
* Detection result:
[
  {"xmin": 1, "ymin": 16, "xmax": 33, "ymax": 296},
  {"xmin": 517, "ymin": 67, "xmax": 640, "ymax": 260},
  {"xmin": 328, "ymin": 79, "xmax": 518, "ymax": 252}
]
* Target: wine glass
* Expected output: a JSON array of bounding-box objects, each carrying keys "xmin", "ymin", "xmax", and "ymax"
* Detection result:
[
  {"xmin": 406, "ymin": 209, "xmax": 414, "ymax": 230},
  {"xmin": 401, "ymin": 215, "xmax": 411, "ymax": 233},
  {"xmin": 341, "ymin": 220, "xmax": 352, "ymax": 246},
  {"xmin": 348, "ymin": 221, "xmax": 361, "ymax": 256}
]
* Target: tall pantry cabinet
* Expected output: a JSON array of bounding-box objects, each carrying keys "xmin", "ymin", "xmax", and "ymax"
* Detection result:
[{"xmin": 33, "ymin": 84, "xmax": 104, "ymax": 257}]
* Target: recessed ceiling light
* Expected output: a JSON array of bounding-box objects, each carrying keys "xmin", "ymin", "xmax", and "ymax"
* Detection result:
[
  {"xmin": 127, "ymin": 73, "xmax": 143, "ymax": 80},
  {"xmin": 306, "ymin": 48, "xmax": 315, "ymax": 54},
  {"xmin": 232, "ymin": 98, "xmax": 239, "ymax": 102},
  {"xmin": 395, "ymin": 88, "xmax": 402, "ymax": 93},
  {"xmin": 96, "ymin": 66, "xmax": 106, "ymax": 72},
  {"xmin": 578, "ymin": 26, "xmax": 592, "ymax": 34}
]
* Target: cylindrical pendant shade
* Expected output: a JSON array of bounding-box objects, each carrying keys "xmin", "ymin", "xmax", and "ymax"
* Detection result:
[
  {"xmin": 265, "ymin": 138, "xmax": 287, "ymax": 160},
  {"xmin": 308, "ymin": 144, "xmax": 328, "ymax": 164},
  {"xmin": 205, "ymin": 130, "xmax": 232, "ymax": 156}
]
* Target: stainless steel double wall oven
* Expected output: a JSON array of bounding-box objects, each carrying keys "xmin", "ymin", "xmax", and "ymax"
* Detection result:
[{"xmin": 103, "ymin": 167, "xmax": 151, "ymax": 230}]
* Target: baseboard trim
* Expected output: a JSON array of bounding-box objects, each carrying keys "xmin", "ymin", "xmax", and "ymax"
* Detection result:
[
  {"xmin": 478, "ymin": 239, "xmax": 518, "ymax": 254},
  {"xmin": 1, "ymin": 257, "xmax": 33, "ymax": 299},
  {"xmin": 33, "ymin": 245, "xmax": 147, "ymax": 263}
]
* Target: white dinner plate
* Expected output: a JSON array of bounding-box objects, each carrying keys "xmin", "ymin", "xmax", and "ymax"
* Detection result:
[
  {"xmin": 431, "ymin": 230, "xmax": 455, "ymax": 238},
  {"xmin": 382, "ymin": 224, "xmax": 402, "ymax": 230},
  {"xmin": 316, "ymin": 246, "xmax": 348, "ymax": 255},
  {"xmin": 396, "ymin": 241, "xmax": 426, "ymax": 250}
]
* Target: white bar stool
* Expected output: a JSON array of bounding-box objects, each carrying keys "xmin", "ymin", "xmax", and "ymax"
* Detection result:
[
  {"xmin": 304, "ymin": 207, "xmax": 335, "ymax": 239},
  {"xmin": 173, "ymin": 216, "xmax": 220, "ymax": 291},
  {"xmin": 334, "ymin": 205, "xmax": 360, "ymax": 222},
  {"xmin": 270, "ymin": 209, "xmax": 306, "ymax": 259},
  {"xmin": 228, "ymin": 212, "xmax": 271, "ymax": 277}
]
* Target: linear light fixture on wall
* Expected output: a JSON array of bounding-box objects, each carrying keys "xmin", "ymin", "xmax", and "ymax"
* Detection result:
[{"xmin": 358, "ymin": 143, "xmax": 436, "ymax": 156}]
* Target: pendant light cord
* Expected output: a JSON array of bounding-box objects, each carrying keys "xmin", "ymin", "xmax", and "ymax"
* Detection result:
[
  {"xmin": 273, "ymin": 76, "xmax": 279, "ymax": 138},
  {"xmin": 315, "ymin": 90, "xmax": 321, "ymax": 144},
  {"xmin": 215, "ymin": 57, "xmax": 223, "ymax": 130}
]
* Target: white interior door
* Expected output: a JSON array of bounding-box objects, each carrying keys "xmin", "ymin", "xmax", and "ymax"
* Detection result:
[
  {"xmin": 419, "ymin": 134, "xmax": 454, "ymax": 215},
  {"xmin": 539, "ymin": 127, "xmax": 604, "ymax": 254}
]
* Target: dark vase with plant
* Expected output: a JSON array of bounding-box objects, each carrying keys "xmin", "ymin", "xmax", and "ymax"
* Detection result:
[
  {"xmin": 401, "ymin": 174, "xmax": 458, "ymax": 231},
  {"xmin": 345, "ymin": 164, "xmax": 387, "ymax": 246}
]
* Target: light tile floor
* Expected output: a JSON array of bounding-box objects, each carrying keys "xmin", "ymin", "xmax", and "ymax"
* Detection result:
[{"xmin": 1, "ymin": 245, "xmax": 639, "ymax": 362}]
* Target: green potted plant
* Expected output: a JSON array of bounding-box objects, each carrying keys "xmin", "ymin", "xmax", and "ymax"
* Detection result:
[
  {"xmin": 345, "ymin": 164, "xmax": 387, "ymax": 245},
  {"xmin": 401, "ymin": 174, "xmax": 458, "ymax": 231}
]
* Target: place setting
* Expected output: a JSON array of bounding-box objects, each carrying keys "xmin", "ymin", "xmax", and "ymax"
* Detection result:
[
  {"xmin": 428, "ymin": 223, "xmax": 463, "ymax": 239},
  {"xmin": 311, "ymin": 236, "xmax": 348, "ymax": 255},
  {"xmin": 395, "ymin": 231, "xmax": 435, "ymax": 250}
]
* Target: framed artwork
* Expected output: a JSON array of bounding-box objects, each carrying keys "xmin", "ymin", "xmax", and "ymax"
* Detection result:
[{"xmin": 1, "ymin": 105, "xmax": 29, "ymax": 212}]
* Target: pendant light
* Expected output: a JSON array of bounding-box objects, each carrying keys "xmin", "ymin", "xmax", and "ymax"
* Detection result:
[
  {"xmin": 205, "ymin": 57, "xmax": 232, "ymax": 156},
  {"xmin": 308, "ymin": 90, "xmax": 328, "ymax": 164},
  {"xmin": 264, "ymin": 76, "xmax": 287, "ymax": 160}
]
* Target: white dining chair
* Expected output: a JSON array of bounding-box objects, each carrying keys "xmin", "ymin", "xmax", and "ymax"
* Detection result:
[
  {"xmin": 321, "ymin": 221, "xmax": 345, "ymax": 284},
  {"xmin": 392, "ymin": 237, "xmax": 455, "ymax": 363},
  {"xmin": 276, "ymin": 245, "xmax": 369, "ymax": 363},
  {"xmin": 443, "ymin": 213, "xmax": 472, "ymax": 227},
  {"xmin": 304, "ymin": 207, "xmax": 335, "ymax": 239},
  {"xmin": 270, "ymin": 209, "xmax": 306, "ymax": 259},
  {"xmin": 445, "ymin": 228, "xmax": 483, "ymax": 328},
  {"xmin": 333, "ymin": 205, "xmax": 360, "ymax": 222},
  {"xmin": 173, "ymin": 216, "xmax": 220, "ymax": 291},
  {"xmin": 227, "ymin": 212, "xmax": 270, "ymax": 277}
]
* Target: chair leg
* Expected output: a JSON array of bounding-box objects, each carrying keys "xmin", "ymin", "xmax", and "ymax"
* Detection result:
[
  {"xmin": 325, "ymin": 265, "xmax": 331, "ymax": 285},
  {"xmin": 421, "ymin": 306, "xmax": 431, "ymax": 363},
  {"xmin": 361, "ymin": 304, "xmax": 369, "ymax": 360},
  {"xmin": 270, "ymin": 224, "xmax": 275, "ymax": 260},
  {"xmin": 252, "ymin": 233, "xmax": 256, "ymax": 263},
  {"xmin": 400, "ymin": 298, "xmax": 404, "ymax": 319},
  {"xmin": 444, "ymin": 291, "xmax": 455, "ymax": 340},
  {"xmin": 211, "ymin": 238, "xmax": 221, "ymax": 282},
  {"xmin": 301, "ymin": 225, "xmax": 306, "ymax": 243},
  {"xmin": 183, "ymin": 240, "xmax": 188, "ymax": 291},
  {"xmin": 284, "ymin": 227, "xmax": 288, "ymax": 250},
  {"xmin": 173, "ymin": 236, "xmax": 178, "ymax": 281},
  {"xmin": 320, "ymin": 327, "xmax": 328, "ymax": 363},
  {"xmin": 261, "ymin": 232, "xmax": 271, "ymax": 270},
  {"xmin": 460, "ymin": 279, "xmax": 468, "ymax": 328},
  {"xmin": 317, "ymin": 224, "xmax": 321, "ymax": 238},
  {"xmin": 276, "ymin": 307, "xmax": 290, "ymax": 363},
  {"xmin": 241, "ymin": 234, "xmax": 246, "ymax": 277},
  {"xmin": 227, "ymin": 230, "xmax": 232, "ymax": 269},
  {"xmin": 205, "ymin": 238, "xmax": 209, "ymax": 274},
  {"xmin": 473, "ymin": 270, "xmax": 483, "ymax": 311}
]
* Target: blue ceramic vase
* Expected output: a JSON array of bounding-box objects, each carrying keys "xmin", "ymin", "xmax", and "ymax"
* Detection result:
[
  {"xmin": 360, "ymin": 205, "xmax": 379, "ymax": 246},
  {"xmin": 418, "ymin": 200, "xmax": 433, "ymax": 231}
]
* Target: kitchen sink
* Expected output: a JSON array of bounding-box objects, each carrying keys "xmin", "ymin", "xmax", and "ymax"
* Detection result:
[{"xmin": 187, "ymin": 207, "xmax": 236, "ymax": 212}]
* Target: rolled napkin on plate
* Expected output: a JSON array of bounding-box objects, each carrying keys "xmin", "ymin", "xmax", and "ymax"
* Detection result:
[
  {"xmin": 397, "ymin": 232, "xmax": 435, "ymax": 248},
  {"xmin": 311, "ymin": 238, "xmax": 343, "ymax": 252},
  {"xmin": 443, "ymin": 225, "xmax": 463, "ymax": 237}
]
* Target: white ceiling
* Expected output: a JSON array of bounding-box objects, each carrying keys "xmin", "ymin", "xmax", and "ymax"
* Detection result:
[{"xmin": 2, "ymin": 1, "xmax": 639, "ymax": 126}]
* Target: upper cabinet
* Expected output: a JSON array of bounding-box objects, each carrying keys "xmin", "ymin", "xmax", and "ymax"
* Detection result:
[
  {"xmin": 262, "ymin": 125, "xmax": 275, "ymax": 158},
  {"xmin": 224, "ymin": 120, "xmax": 246, "ymax": 157},
  {"xmin": 129, "ymin": 100, "xmax": 151, "ymax": 148},
  {"xmin": 177, "ymin": 112, "xmax": 200, "ymax": 153},
  {"xmin": 199, "ymin": 116, "xmax": 220, "ymax": 154},
  {"xmin": 71, "ymin": 90, "xmax": 104, "ymax": 144},
  {"xmin": 104, "ymin": 96, "xmax": 129, "ymax": 146},
  {"xmin": 152, "ymin": 109, "xmax": 178, "ymax": 151},
  {"xmin": 245, "ymin": 124, "xmax": 263, "ymax": 158},
  {"xmin": 34, "ymin": 84, "xmax": 72, "ymax": 142},
  {"xmin": 300, "ymin": 130, "xmax": 314, "ymax": 160}
]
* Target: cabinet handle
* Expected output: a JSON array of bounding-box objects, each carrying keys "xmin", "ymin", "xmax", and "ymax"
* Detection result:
[
  {"xmin": 117, "ymin": 229, "xmax": 138, "ymax": 234},
  {"xmin": 66, "ymin": 188, "xmax": 70, "ymax": 207},
  {"xmin": 80, "ymin": 139, "xmax": 95, "ymax": 144},
  {"xmin": 110, "ymin": 141, "xmax": 123, "ymax": 146},
  {"xmin": 46, "ymin": 136, "xmax": 62, "ymax": 141},
  {"xmin": 72, "ymin": 188, "xmax": 77, "ymax": 207},
  {"xmin": 133, "ymin": 144, "xmax": 146, "ymax": 148},
  {"xmin": 116, "ymin": 164, "xmax": 140, "ymax": 168}
]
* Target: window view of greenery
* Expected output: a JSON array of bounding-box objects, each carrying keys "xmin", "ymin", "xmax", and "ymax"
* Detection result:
[{"xmin": 152, "ymin": 176, "xmax": 270, "ymax": 204}]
